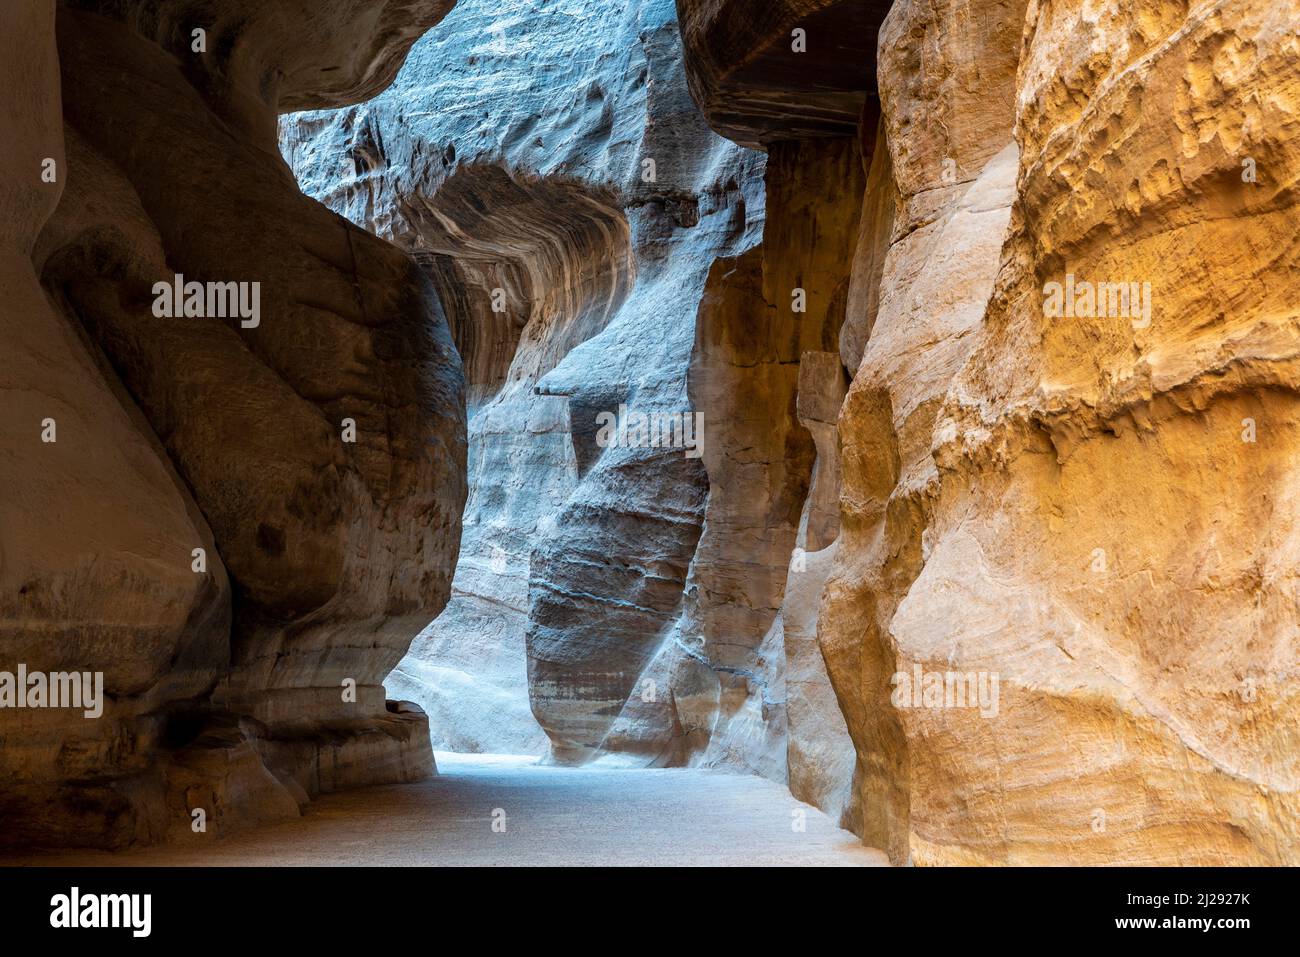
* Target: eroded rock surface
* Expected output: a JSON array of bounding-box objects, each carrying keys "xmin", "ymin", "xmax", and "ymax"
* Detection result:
[
  {"xmin": 653, "ymin": 138, "xmax": 863, "ymax": 786},
  {"xmin": 817, "ymin": 0, "xmax": 1299, "ymax": 864},
  {"xmin": 677, "ymin": 0, "xmax": 1300, "ymax": 864},
  {"xmin": 286, "ymin": 0, "xmax": 767, "ymax": 760},
  {"xmin": 15, "ymin": 0, "xmax": 1287, "ymax": 864},
  {"xmin": 1, "ymin": 0, "xmax": 231, "ymax": 847},
  {"xmin": 667, "ymin": 0, "xmax": 872, "ymax": 823},
  {"xmin": 287, "ymin": 1, "xmax": 873, "ymax": 792},
  {"xmin": 283, "ymin": 0, "xmax": 875, "ymax": 809},
  {"xmin": 674, "ymin": 0, "xmax": 893, "ymax": 147},
  {"xmin": 888, "ymin": 0, "xmax": 1299, "ymax": 865},
  {"xmin": 1, "ymin": 0, "xmax": 464, "ymax": 848}
]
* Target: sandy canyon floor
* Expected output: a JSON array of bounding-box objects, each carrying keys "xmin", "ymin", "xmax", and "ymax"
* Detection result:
[{"xmin": 5, "ymin": 754, "xmax": 887, "ymax": 867}]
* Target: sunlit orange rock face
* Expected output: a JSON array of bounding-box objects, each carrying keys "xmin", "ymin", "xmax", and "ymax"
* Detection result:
[
  {"xmin": 1, "ymin": 0, "xmax": 464, "ymax": 848},
  {"xmin": 682, "ymin": 0, "xmax": 1300, "ymax": 864}
]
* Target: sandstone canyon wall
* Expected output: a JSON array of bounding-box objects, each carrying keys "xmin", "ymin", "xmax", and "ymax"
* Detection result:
[
  {"xmin": 286, "ymin": 0, "xmax": 870, "ymax": 811},
  {"xmin": 283, "ymin": 0, "xmax": 717, "ymax": 764},
  {"xmin": 680, "ymin": 0, "xmax": 1299, "ymax": 863},
  {"xmin": 4, "ymin": 0, "xmax": 1296, "ymax": 866},
  {"xmin": 1, "ymin": 0, "xmax": 465, "ymax": 848},
  {"xmin": 880, "ymin": 0, "xmax": 1299, "ymax": 867}
]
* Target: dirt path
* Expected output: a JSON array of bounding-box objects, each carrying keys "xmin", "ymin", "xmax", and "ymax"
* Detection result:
[{"xmin": 8, "ymin": 753, "xmax": 888, "ymax": 867}]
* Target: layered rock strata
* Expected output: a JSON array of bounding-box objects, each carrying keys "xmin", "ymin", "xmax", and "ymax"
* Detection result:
[
  {"xmin": 683, "ymin": 0, "xmax": 1300, "ymax": 863},
  {"xmin": 286, "ymin": 0, "xmax": 768, "ymax": 760},
  {"xmin": 287, "ymin": 0, "xmax": 877, "ymax": 810},
  {"xmin": 648, "ymin": 138, "xmax": 864, "ymax": 790},
  {"xmin": 870, "ymin": 0, "xmax": 1300, "ymax": 866},
  {"xmin": 675, "ymin": 0, "xmax": 894, "ymax": 146}
]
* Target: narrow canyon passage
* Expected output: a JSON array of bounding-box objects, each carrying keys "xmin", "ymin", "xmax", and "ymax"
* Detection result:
[
  {"xmin": 3, "ymin": 0, "xmax": 1296, "ymax": 881},
  {"xmin": 6, "ymin": 756, "xmax": 885, "ymax": 867}
]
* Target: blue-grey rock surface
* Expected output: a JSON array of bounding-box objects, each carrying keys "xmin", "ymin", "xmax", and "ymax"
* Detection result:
[{"xmin": 284, "ymin": 0, "xmax": 771, "ymax": 760}]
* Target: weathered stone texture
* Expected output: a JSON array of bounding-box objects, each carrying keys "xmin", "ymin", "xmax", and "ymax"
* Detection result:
[
  {"xmin": 674, "ymin": 0, "xmax": 893, "ymax": 146},
  {"xmin": 822, "ymin": 0, "xmax": 1300, "ymax": 864},
  {"xmin": 1, "ymin": 0, "xmax": 463, "ymax": 848},
  {"xmin": 286, "ymin": 0, "xmax": 768, "ymax": 760}
]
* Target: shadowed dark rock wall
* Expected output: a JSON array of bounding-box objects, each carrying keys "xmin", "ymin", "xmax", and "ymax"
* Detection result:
[
  {"xmin": 675, "ymin": 0, "xmax": 893, "ymax": 147},
  {"xmin": 1, "ymin": 0, "xmax": 465, "ymax": 849}
]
